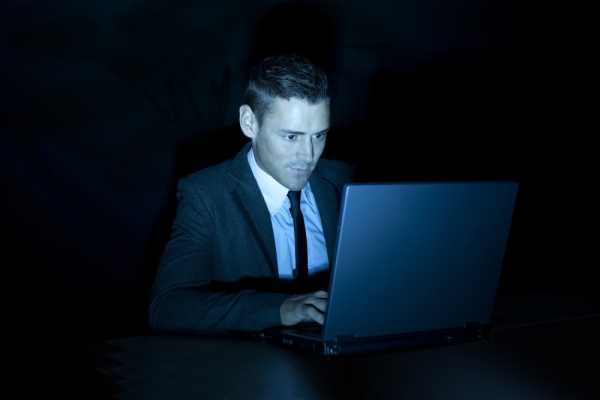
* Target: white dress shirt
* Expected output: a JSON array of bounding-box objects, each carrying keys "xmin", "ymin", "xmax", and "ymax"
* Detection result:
[{"xmin": 247, "ymin": 148, "xmax": 329, "ymax": 279}]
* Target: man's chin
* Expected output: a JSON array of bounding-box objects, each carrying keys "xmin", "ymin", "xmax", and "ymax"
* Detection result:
[{"xmin": 284, "ymin": 177, "xmax": 310, "ymax": 192}]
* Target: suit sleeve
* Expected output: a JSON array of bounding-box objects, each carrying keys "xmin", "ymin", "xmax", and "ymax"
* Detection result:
[{"xmin": 147, "ymin": 176, "xmax": 289, "ymax": 336}]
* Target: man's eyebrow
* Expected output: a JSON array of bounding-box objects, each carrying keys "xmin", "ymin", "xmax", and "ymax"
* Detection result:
[{"xmin": 279, "ymin": 128, "xmax": 330, "ymax": 135}]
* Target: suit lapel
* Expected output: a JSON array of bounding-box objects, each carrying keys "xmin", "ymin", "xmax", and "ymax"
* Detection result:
[{"xmin": 227, "ymin": 143, "xmax": 279, "ymax": 278}]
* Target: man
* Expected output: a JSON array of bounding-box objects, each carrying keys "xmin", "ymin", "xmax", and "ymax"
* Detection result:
[{"xmin": 148, "ymin": 54, "xmax": 355, "ymax": 336}]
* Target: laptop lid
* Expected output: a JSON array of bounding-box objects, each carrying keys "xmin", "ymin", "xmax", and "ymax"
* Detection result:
[{"xmin": 322, "ymin": 181, "xmax": 519, "ymax": 342}]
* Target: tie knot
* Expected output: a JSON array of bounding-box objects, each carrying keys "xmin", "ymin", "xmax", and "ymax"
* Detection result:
[{"xmin": 287, "ymin": 190, "xmax": 302, "ymax": 210}]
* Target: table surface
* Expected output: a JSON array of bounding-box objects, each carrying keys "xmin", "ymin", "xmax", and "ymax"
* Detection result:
[{"xmin": 97, "ymin": 292, "xmax": 600, "ymax": 400}]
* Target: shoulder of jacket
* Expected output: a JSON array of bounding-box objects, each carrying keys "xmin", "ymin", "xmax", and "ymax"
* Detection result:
[
  {"xmin": 316, "ymin": 158, "xmax": 356, "ymax": 182},
  {"xmin": 176, "ymin": 159, "xmax": 238, "ymax": 198}
]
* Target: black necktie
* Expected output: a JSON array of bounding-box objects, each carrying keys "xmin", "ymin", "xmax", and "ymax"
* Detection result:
[{"xmin": 287, "ymin": 190, "xmax": 308, "ymax": 284}]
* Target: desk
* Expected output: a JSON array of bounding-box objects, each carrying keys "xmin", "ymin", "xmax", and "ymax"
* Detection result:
[{"xmin": 99, "ymin": 294, "xmax": 600, "ymax": 400}]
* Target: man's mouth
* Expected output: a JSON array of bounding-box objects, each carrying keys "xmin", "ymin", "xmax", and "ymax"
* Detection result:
[{"xmin": 290, "ymin": 167, "xmax": 309, "ymax": 175}]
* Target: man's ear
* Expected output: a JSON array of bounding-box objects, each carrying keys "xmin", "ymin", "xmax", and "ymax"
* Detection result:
[{"xmin": 239, "ymin": 105, "xmax": 258, "ymax": 139}]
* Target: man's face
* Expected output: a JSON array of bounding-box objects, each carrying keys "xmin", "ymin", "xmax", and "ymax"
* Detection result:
[{"xmin": 251, "ymin": 97, "xmax": 329, "ymax": 191}]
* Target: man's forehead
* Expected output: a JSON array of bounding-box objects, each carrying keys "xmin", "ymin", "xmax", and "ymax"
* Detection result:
[{"xmin": 262, "ymin": 98, "xmax": 330, "ymax": 133}]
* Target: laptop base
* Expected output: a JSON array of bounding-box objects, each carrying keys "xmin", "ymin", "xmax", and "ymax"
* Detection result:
[{"xmin": 263, "ymin": 324, "xmax": 491, "ymax": 357}]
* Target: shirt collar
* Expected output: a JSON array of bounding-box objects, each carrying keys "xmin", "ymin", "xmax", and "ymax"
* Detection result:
[{"xmin": 247, "ymin": 147, "xmax": 314, "ymax": 215}]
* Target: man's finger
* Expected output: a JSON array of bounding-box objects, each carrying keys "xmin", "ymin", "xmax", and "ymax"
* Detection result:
[
  {"xmin": 305, "ymin": 297, "xmax": 327, "ymax": 312},
  {"xmin": 313, "ymin": 290, "xmax": 328, "ymax": 299},
  {"xmin": 304, "ymin": 305, "xmax": 325, "ymax": 324}
]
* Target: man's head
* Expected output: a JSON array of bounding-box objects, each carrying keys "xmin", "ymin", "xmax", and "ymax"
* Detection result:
[
  {"xmin": 240, "ymin": 54, "xmax": 330, "ymax": 191},
  {"xmin": 244, "ymin": 54, "xmax": 330, "ymax": 127}
]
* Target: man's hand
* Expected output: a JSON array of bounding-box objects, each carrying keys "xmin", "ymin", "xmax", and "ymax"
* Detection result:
[{"xmin": 280, "ymin": 290, "xmax": 328, "ymax": 326}]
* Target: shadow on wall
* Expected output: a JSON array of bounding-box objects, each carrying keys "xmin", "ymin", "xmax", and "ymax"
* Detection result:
[{"xmin": 245, "ymin": 2, "xmax": 338, "ymax": 78}]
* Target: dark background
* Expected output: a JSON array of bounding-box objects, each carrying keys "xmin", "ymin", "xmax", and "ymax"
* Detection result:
[{"xmin": 0, "ymin": 0, "xmax": 593, "ymax": 345}]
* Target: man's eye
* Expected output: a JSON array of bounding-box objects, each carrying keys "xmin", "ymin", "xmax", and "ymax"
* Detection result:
[
  {"xmin": 286, "ymin": 134, "xmax": 297, "ymax": 140},
  {"xmin": 313, "ymin": 133, "xmax": 327, "ymax": 140}
]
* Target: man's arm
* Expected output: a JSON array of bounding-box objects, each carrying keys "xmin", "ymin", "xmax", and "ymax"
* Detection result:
[{"xmin": 148, "ymin": 175, "xmax": 291, "ymax": 336}]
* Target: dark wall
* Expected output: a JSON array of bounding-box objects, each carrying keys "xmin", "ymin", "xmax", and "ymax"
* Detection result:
[{"xmin": 1, "ymin": 0, "xmax": 590, "ymax": 343}]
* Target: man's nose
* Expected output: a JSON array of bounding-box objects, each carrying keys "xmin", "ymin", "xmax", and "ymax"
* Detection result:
[{"xmin": 296, "ymin": 137, "xmax": 314, "ymax": 163}]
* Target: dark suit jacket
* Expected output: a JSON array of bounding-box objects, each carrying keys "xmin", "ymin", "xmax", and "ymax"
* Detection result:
[{"xmin": 148, "ymin": 142, "xmax": 355, "ymax": 336}]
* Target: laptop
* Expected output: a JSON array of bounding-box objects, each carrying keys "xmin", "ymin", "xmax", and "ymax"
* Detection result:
[{"xmin": 262, "ymin": 181, "xmax": 519, "ymax": 357}]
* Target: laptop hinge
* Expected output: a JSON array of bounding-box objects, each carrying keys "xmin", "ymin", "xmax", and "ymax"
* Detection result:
[
  {"xmin": 464, "ymin": 321, "xmax": 491, "ymax": 341},
  {"xmin": 465, "ymin": 321, "xmax": 485, "ymax": 329}
]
